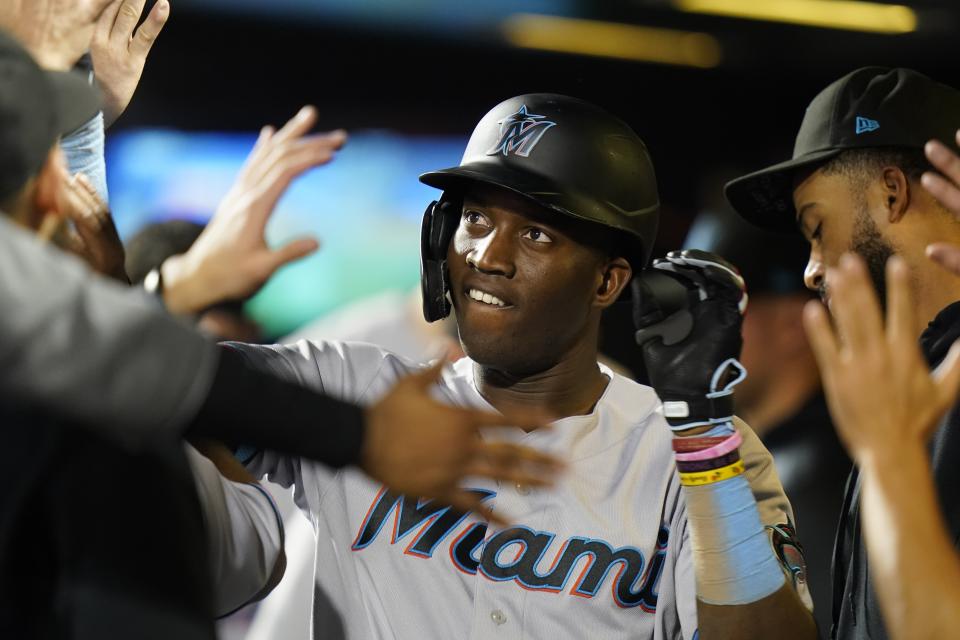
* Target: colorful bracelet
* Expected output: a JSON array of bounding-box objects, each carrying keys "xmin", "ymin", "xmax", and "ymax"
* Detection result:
[
  {"xmin": 676, "ymin": 450, "xmax": 741, "ymax": 474},
  {"xmin": 675, "ymin": 431, "xmax": 743, "ymax": 462},
  {"xmin": 671, "ymin": 436, "xmax": 728, "ymax": 454},
  {"xmin": 679, "ymin": 459, "xmax": 746, "ymax": 487}
]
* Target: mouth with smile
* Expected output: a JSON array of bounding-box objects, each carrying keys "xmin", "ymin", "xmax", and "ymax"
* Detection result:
[{"xmin": 464, "ymin": 287, "xmax": 514, "ymax": 309}]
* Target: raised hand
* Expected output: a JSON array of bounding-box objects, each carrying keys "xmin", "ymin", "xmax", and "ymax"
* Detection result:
[
  {"xmin": 91, "ymin": 0, "xmax": 170, "ymax": 126},
  {"xmin": 803, "ymin": 254, "xmax": 960, "ymax": 464},
  {"xmin": 362, "ymin": 359, "xmax": 563, "ymax": 525},
  {"xmin": 0, "ymin": 0, "xmax": 113, "ymax": 71},
  {"xmin": 160, "ymin": 106, "xmax": 347, "ymax": 314},
  {"xmin": 61, "ymin": 172, "xmax": 129, "ymax": 282},
  {"xmin": 635, "ymin": 249, "xmax": 747, "ymax": 432},
  {"xmin": 923, "ymin": 131, "xmax": 960, "ymax": 277}
]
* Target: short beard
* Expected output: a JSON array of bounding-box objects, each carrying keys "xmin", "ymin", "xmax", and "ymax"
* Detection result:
[{"xmin": 850, "ymin": 205, "xmax": 897, "ymax": 309}]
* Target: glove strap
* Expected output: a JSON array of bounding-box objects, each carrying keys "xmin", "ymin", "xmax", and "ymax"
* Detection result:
[{"xmin": 661, "ymin": 358, "xmax": 746, "ymax": 431}]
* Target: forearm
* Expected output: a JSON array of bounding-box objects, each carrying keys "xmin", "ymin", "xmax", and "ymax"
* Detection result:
[
  {"xmin": 859, "ymin": 444, "xmax": 960, "ymax": 640},
  {"xmin": 680, "ymin": 419, "xmax": 816, "ymax": 639},
  {"xmin": 698, "ymin": 583, "xmax": 816, "ymax": 640},
  {"xmin": 186, "ymin": 345, "xmax": 365, "ymax": 469}
]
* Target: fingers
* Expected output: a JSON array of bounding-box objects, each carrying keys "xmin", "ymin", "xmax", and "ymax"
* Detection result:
[
  {"xmin": 830, "ymin": 254, "xmax": 884, "ymax": 353},
  {"xmin": 802, "ymin": 298, "xmax": 839, "ymax": 375},
  {"xmin": 130, "ymin": 0, "xmax": 170, "ymax": 58},
  {"xmin": 927, "ymin": 242, "xmax": 960, "ymax": 277},
  {"xmin": 404, "ymin": 358, "xmax": 448, "ymax": 389},
  {"xmin": 112, "ymin": 0, "xmax": 148, "ymax": 43},
  {"xmin": 921, "ymin": 171, "xmax": 960, "ymax": 215},
  {"xmin": 96, "ymin": 0, "xmax": 124, "ymax": 42},
  {"xmin": 463, "ymin": 406, "xmax": 554, "ymax": 432},
  {"xmin": 445, "ymin": 491, "xmax": 509, "ymax": 528},
  {"xmin": 272, "ymin": 106, "xmax": 320, "ymax": 145},
  {"xmin": 922, "ymin": 137, "xmax": 960, "ymax": 215},
  {"xmin": 462, "ymin": 460, "xmax": 556, "ymax": 489},
  {"xmin": 251, "ymin": 132, "xmax": 346, "ymax": 214},
  {"xmin": 884, "ymin": 256, "xmax": 913, "ymax": 347},
  {"xmin": 258, "ymin": 237, "xmax": 320, "ymax": 277},
  {"xmin": 472, "ymin": 441, "xmax": 564, "ymax": 474}
]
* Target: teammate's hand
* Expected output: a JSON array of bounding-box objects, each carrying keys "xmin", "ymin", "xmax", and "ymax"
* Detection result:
[
  {"xmin": 38, "ymin": 171, "xmax": 129, "ymax": 282},
  {"xmin": 803, "ymin": 253, "xmax": 960, "ymax": 465},
  {"xmin": 91, "ymin": 0, "xmax": 170, "ymax": 127},
  {"xmin": 922, "ymin": 132, "xmax": 960, "ymax": 277},
  {"xmin": 362, "ymin": 359, "xmax": 563, "ymax": 526},
  {"xmin": 161, "ymin": 106, "xmax": 346, "ymax": 314},
  {"xmin": 0, "ymin": 0, "xmax": 113, "ymax": 71},
  {"xmin": 635, "ymin": 249, "xmax": 747, "ymax": 431}
]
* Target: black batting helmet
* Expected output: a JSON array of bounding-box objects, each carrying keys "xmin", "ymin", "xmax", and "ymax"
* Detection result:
[{"xmin": 418, "ymin": 93, "xmax": 660, "ymax": 322}]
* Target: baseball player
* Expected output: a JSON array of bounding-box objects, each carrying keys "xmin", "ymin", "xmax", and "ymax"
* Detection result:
[{"xmin": 211, "ymin": 95, "xmax": 816, "ymax": 638}]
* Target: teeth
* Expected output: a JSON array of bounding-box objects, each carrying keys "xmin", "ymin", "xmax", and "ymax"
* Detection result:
[{"xmin": 468, "ymin": 288, "xmax": 506, "ymax": 307}]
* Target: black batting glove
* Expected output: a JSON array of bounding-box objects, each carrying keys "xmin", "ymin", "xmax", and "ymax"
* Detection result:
[{"xmin": 634, "ymin": 249, "xmax": 748, "ymax": 431}]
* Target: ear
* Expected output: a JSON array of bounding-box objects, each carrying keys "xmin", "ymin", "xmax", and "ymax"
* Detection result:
[
  {"xmin": 881, "ymin": 165, "xmax": 911, "ymax": 224},
  {"xmin": 594, "ymin": 257, "xmax": 632, "ymax": 309}
]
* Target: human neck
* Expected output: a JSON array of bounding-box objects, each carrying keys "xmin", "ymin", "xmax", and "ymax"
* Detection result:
[
  {"xmin": 739, "ymin": 357, "xmax": 821, "ymax": 438},
  {"xmin": 473, "ymin": 338, "xmax": 609, "ymax": 422}
]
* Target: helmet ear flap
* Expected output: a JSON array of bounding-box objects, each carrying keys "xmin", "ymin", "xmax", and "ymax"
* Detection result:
[{"xmin": 419, "ymin": 196, "xmax": 461, "ymax": 322}]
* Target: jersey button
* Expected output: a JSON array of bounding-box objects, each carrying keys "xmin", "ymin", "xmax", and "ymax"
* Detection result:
[
  {"xmin": 490, "ymin": 609, "xmax": 507, "ymax": 625},
  {"xmin": 515, "ymin": 482, "xmax": 530, "ymax": 496}
]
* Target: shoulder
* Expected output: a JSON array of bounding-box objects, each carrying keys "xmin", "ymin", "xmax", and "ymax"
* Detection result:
[
  {"xmin": 222, "ymin": 339, "xmax": 423, "ymax": 403},
  {"xmin": 600, "ymin": 368, "xmax": 666, "ymax": 428}
]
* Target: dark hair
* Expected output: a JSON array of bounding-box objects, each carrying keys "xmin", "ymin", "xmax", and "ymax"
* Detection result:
[
  {"xmin": 124, "ymin": 219, "xmax": 205, "ymax": 284},
  {"xmin": 820, "ymin": 146, "xmax": 932, "ymax": 188}
]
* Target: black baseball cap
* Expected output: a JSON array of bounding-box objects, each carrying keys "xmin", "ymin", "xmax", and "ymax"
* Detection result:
[
  {"xmin": 0, "ymin": 29, "xmax": 102, "ymax": 201},
  {"xmin": 725, "ymin": 67, "xmax": 960, "ymax": 232}
]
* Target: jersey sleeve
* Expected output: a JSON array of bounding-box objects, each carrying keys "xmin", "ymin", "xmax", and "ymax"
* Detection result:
[
  {"xmin": 671, "ymin": 514, "xmax": 700, "ymax": 640},
  {"xmin": 184, "ymin": 444, "xmax": 284, "ymax": 616},
  {"xmin": 734, "ymin": 417, "xmax": 815, "ymax": 612}
]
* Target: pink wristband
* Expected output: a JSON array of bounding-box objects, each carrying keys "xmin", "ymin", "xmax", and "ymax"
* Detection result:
[{"xmin": 674, "ymin": 430, "xmax": 743, "ymax": 462}]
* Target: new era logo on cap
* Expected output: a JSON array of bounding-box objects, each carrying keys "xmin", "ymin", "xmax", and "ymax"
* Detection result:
[{"xmin": 855, "ymin": 116, "xmax": 880, "ymax": 135}]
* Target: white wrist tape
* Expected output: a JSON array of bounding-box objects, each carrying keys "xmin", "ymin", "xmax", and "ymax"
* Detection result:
[{"xmin": 684, "ymin": 472, "xmax": 785, "ymax": 605}]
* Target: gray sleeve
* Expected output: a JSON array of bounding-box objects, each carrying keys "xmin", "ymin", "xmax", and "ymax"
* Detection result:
[
  {"xmin": 0, "ymin": 216, "xmax": 218, "ymax": 448},
  {"xmin": 184, "ymin": 445, "xmax": 284, "ymax": 616}
]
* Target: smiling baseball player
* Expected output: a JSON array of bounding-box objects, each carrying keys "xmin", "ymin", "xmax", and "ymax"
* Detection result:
[{"xmin": 214, "ymin": 94, "xmax": 815, "ymax": 639}]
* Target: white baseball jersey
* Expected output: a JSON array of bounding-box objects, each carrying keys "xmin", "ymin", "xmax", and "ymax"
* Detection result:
[{"xmin": 222, "ymin": 339, "xmax": 803, "ymax": 640}]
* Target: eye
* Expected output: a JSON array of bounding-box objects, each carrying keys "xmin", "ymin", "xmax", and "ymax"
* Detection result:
[
  {"xmin": 811, "ymin": 222, "xmax": 822, "ymax": 241},
  {"xmin": 523, "ymin": 227, "xmax": 553, "ymax": 244},
  {"xmin": 463, "ymin": 209, "xmax": 490, "ymax": 228}
]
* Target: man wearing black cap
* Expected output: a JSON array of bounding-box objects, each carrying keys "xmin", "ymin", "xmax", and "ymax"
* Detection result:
[{"xmin": 726, "ymin": 67, "xmax": 960, "ymax": 640}]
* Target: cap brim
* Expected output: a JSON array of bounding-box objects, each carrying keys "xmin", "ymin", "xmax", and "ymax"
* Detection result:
[
  {"xmin": 421, "ymin": 162, "xmax": 562, "ymax": 202},
  {"xmin": 724, "ymin": 148, "xmax": 842, "ymax": 233},
  {"xmin": 46, "ymin": 70, "xmax": 102, "ymax": 137},
  {"xmin": 421, "ymin": 161, "xmax": 642, "ymax": 234}
]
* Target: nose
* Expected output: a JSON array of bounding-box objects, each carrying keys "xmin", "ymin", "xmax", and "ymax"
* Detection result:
[
  {"xmin": 803, "ymin": 249, "xmax": 824, "ymax": 293},
  {"xmin": 467, "ymin": 231, "xmax": 516, "ymax": 278}
]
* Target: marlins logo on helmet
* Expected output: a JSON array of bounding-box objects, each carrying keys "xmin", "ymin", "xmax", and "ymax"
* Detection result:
[{"xmin": 486, "ymin": 105, "xmax": 556, "ymax": 158}]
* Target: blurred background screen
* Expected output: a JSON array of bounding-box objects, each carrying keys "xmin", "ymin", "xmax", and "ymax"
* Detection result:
[{"xmin": 108, "ymin": 130, "xmax": 465, "ymax": 337}]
